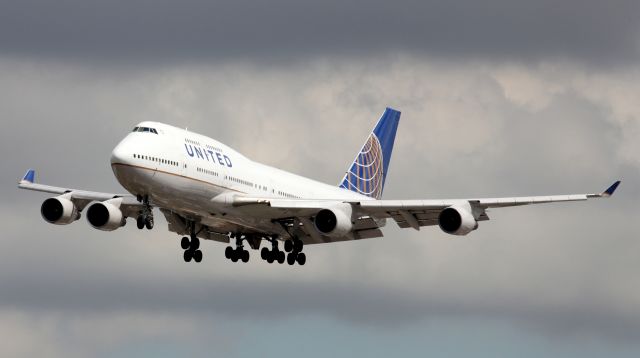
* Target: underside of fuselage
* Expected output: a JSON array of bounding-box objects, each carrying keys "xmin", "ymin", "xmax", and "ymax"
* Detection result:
[{"xmin": 111, "ymin": 162, "xmax": 287, "ymax": 238}]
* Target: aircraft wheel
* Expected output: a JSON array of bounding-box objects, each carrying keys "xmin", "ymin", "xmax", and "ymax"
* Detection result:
[
  {"xmin": 225, "ymin": 246, "xmax": 233, "ymax": 259},
  {"xmin": 296, "ymin": 252, "xmax": 306, "ymax": 266},
  {"xmin": 287, "ymin": 253, "xmax": 296, "ymax": 265},
  {"xmin": 284, "ymin": 239, "xmax": 293, "ymax": 252},
  {"xmin": 261, "ymin": 247, "xmax": 269, "ymax": 260},
  {"xmin": 183, "ymin": 250, "xmax": 193, "ymax": 262},
  {"xmin": 241, "ymin": 250, "xmax": 250, "ymax": 263},
  {"xmin": 136, "ymin": 216, "xmax": 145, "ymax": 230},
  {"xmin": 230, "ymin": 251, "xmax": 239, "ymax": 262},
  {"xmin": 181, "ymin": 237, "xmax": 190, "ymax": 250},
  {"xmin": 193, "ymin": 250, "xmax": 202, "ymax": 263},
  {"xmin": 293, "ymin": 239, "xmax": 303, "ymax": 252},
  {"xmin": 145, "ymin": 217, "xmax": 154, "ymax": 230},
  {"xmin": 190, "ymin": 237, "xmax": 200, "ymax": 250},
  {"xmin": 277, "ymin": 251, "xmax": 285, "ymax": 264},
  {"xmin": 266, "ymin": 251, "xmax": 275, "ymax": 264}
]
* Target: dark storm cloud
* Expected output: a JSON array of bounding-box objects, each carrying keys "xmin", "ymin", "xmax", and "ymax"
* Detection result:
[{"xmin": 0, "ymin": 0, "xmax": 638, "ymax": 63}]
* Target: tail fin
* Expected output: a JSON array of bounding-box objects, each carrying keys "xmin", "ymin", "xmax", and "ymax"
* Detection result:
[{"xmin": 338, "ymin": 107, "xmax": 400, "ymax": 199}]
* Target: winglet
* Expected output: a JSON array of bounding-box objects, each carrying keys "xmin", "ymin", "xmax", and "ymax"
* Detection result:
[
  {"xmin": 601, "ymin": 180, "xmax": 621, "ymax": 197},
  {"xmin": 20, "ymin": 169, "xmax": 35, "ymax": 184}
]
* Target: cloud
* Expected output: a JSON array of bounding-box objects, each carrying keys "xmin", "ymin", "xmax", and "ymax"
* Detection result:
[
  {"xmin": 0, "ymin": 309, "xmax": 231, "ymax": 358},
  {"xmin": 0, "ymin": 0, "xmax": 638, "ymax": 64},
  {"xmin": 1, "ymin": 56, "xmax": 639, "ymax": 355}
]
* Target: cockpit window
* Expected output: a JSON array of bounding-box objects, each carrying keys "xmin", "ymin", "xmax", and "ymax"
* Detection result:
[{"xmin": 133, "ymin": 126, "xmax": 158, "ymax": 134}]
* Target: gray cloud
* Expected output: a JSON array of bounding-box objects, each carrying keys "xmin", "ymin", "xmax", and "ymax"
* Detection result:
[
  {"xmin": 0, "ymin": 0, "xmax": 638, "ymax": 64},
  {"xmin": 1, "ymin": 57, "xmax": 639, "ymax": 355}
]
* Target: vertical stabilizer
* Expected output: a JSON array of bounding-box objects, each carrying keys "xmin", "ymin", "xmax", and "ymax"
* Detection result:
[{"xmin": 338, "ymin": 108, "xmax": 400, "ymax": 199}]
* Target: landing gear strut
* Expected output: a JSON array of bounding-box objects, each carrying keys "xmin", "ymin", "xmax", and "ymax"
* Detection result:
[
  {"xmin": 136, "ymin": 195, "xmax": 154, "ymax": 230},
  {"xmin": 181, "ymin": 221, "xmax": 202, "ymax": 263},
  {"xmin": 225, "ymin": 234, "xmax": 250, "ymax": 263}
]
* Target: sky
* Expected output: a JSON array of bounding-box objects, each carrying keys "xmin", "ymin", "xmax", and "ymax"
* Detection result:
[{"xmin": 1, "ymin": 0, "xmax": 640, "ymax": 357}]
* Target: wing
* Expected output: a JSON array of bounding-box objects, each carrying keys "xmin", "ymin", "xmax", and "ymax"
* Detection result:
[
  {"xmin": 17, "ymin": 169, "xmax": 143, "ymax": 217},
  {"xmin": 356, "ymin": 180, "xmax": 620, "ymax": 229},
  {"xmin": 229, "ymin": 181, "xmax": 621, "ymax": 243}
]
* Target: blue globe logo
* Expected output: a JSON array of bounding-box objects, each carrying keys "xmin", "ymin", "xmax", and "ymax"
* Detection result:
[{"xmin": 340, "ymin": 134, "xmax": 384, "ymax": 199}]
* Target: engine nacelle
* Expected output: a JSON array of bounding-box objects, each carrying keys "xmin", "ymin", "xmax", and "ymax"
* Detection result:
[
  {"xmin": 313, "ymin": 204, "xmax": 353, "ymax": 238},
  {"xmin": 86, "ymin": 201, "xmax": 125, "ymax": 231},
  {"xmin": 438, "ymin": 205, "xmax": 478, "ymax": 236},
  {"xmin": 41, "ymin": 196, "xmax": 80, "ymax": 225}
]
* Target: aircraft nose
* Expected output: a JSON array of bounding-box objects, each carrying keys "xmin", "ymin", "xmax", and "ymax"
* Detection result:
[{"xmin": 110, "ymin": 139, "xmax": 132, "ymax": 165}]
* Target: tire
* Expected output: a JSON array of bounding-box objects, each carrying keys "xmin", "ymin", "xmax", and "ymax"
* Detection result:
[
  {"xmin": 145, "ymin": 217, "xmax": 154, "ymax": 230},
  {"xmin": 241, "ymin": 250, "xmax": 250, "ymax": 263},
  {"xmin": 136, "ymin": 216, "xmax": 145, "ymax": 230},
  {"xmin": 277, "ymin": 251, "xmax": 285, "ymax": 264},
  {"xmin": 231, "ymin": 251, "xmax": 238, "ymax": 262},
  {"xmin": 225, "ymin": 246, "xmax": 233, "ymax": 259},
  {"xmin": 293, "ymin": 239, "xmax": 303, "ymax": 252},
  {"xmin": 181, "ymin": 237, "xmax": 190, "ymax": 250},
  {"xmin": 287, "ymin": 253, "xmax": 296, "ymax": 265},
  {"xmin": 183, "ymin": 250, "xmax": 193, "ymax": 262},
  {"xmin": 193, "ymin": 250, "xmax": 203, "ymax": 263},
  {"xmin": 191, "ymin": 237, "xmax": 200, "ymax": 250},
  {"xmin": 261, "ymin": 247, "xmax": 269, "ymax": 260},
  {"xmin": 296, "ymin": 252, "xmax": 306, "ymax": 266},
  {"xmin": 284, "ymin": 240, "xmax": 293, "ymax": 252},
  {"xmin": 266, "ymin": 252, "xmax": 275, "ymax": 264}
]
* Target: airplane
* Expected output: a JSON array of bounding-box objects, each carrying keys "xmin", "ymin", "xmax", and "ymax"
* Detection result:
[{"xmin": 18, "ymin": 108, "xmax": 621, "ymax": 266}]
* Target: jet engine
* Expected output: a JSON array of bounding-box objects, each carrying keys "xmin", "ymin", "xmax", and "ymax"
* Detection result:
[
  {"xmin": 86, "ymin": 201, "xmax": 125, "ymax": 231},
  {"xmin": 313, "ymin": 204, "xmax": 353, "ymax": 238},
  {"xmin": 40, "ymin": 196, "xmax": 80, "ymax": 225},
  {"xmin": 438, "ymin": 205, "xmax": 478, "ymax": 236}
]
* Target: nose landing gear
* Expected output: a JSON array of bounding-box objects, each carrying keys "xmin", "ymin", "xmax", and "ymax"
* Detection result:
[{"xmin": 136, "ymin": 195, "xmax": 154, "ymax": 230}]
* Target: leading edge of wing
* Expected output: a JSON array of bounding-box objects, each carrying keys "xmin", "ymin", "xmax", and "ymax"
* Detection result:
[
  {"xmin": 17, "ymin": 168, "xmax": 137, "ymax": 202},
  {"xmin": 231, "ymin": 180, "xmax": 621, "ymax": 211}
]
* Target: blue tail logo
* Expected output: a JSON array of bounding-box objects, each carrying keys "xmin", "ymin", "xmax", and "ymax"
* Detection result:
[{"xmin": 339, "ymin": 107, "xmax": 400, "ymax": 199}]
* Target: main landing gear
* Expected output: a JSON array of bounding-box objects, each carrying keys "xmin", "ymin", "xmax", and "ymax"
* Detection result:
[
  {"xmin": 225, "ymin": 234, "xmax": 250, "ymax": 263},
  {"xmin": 181, "ymin": 234, "xmax": 202, "ymax": 263},
  {"xmin": 136, "ymin": 195, "xmax": 154, "ymax": 230},
  {"xmin": 260, "ymin": 237, "xmax": 305, "ymax": 265},
  {"xmin": 181, "ymin": 221, "xmax": 202, "ymax": 263},
  {"xmin": 284, "ymin": 238, "xmax": 306, "ymax": 266},
  {"xmin": 260, "ymin": 236, "xmax": 285, "ymax": 264}
]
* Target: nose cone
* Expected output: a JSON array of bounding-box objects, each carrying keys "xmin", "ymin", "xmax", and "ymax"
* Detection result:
[{"xmin": 110, "ymin": 137, "xmax": 133, "ymax": 165}]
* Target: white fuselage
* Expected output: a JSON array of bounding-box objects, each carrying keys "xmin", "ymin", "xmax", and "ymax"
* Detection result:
[{"xmin": 109, "ymin": 121, "xmax": 370, "ymax": 234}]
